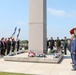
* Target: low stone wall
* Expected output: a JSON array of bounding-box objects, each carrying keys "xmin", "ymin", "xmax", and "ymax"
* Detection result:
[{"xmin": 4, "ymin": 54, "xmax": 63, "ymax": 64}]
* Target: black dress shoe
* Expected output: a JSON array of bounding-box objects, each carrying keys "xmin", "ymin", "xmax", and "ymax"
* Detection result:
[{"xmin": 71, "ymin": 69, "xmax": 76, "ymax": 71}]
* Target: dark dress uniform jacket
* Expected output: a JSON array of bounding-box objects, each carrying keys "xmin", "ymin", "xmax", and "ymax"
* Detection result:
[{"xmin": 12, "ymin": 41, "xmax": 16, "ymax": 52}]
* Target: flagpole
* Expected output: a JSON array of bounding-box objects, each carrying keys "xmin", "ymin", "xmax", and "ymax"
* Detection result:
[{"xmin": 16, "ymin": 28, "xmax": 21, "ymax": 41}]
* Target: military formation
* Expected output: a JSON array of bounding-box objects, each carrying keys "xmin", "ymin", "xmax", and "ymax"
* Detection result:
[
  {"xmin": 0, "ymin": 37, "xmax": 20, "ymax": 56},
  {"xmin": 47, "ymin": 37, "xmax": 68, "ymax": 55},
  {"xmin": 0, "ymin": 27, "xmax": 22, "ymax": 56},
  {"xmin": 47, "ymin": 27, "xmax": 76, "ymax": 71}
]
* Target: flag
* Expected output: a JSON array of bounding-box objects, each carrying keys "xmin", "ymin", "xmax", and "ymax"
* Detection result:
[
  {"xmin": 12, "ymin": 27, "xmax": 17, "ymax": 36},
  {"xmin": 17, "ymin": 28, "xmax": 21, "ymax": 38},
  {"xmin": 18, "ymin": 28, "xmax": 20, "ymax": 33}
]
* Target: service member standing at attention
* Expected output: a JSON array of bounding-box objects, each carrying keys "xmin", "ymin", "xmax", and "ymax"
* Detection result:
[
  {"xmin": 49, "ymin": 37, "xmax": 54, "ymax": 50},
  {"xmin": 63, "ymin": 37, "xmax": 67, "ymax": 55},
  {"xmin": 7, "ymin": 38, "xmax": 11, "ymax": 55},
  {"xmin": 56, "ymin": 37, "xmax": 61, "ymax": 50},
  {"xmin": 16, "ymin": 39, "xmax": 20, "ymax": 53},
  {"xmin": 1, "ymin": 37, "xmax": 5, "ymax": 56},
  {"xmin": 4, "ymin": 38, "xmax": 7, "ymax": 55},
  {"xmin": 11, "ymin": 38, "xmax": 16, "ymax": 55}
]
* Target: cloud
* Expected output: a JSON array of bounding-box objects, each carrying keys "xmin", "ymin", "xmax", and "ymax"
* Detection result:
[{"xmin": 47, "ymin": 8, "xmax": 74, "ymax": 17}]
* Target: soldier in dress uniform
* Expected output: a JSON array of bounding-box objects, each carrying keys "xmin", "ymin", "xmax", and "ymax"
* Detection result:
[
  {"xmin": 4, "ymin": 38, "xmax": 7, "ymax": 55},
  {"xmin": 7, "ymin": 38, "xmax": 11, "ymax": 55},
  {"xmin": 1, "ymin": 37, "xmax": 5, "ymax": 56},
  {"xmin": 63, "ymin": 37, "xmax": 68, "ymax": 55},
  {"xmin": 11, "ymin": 38, "xmax": 16, "ymax": 55},
  {"xmin": 56, "ymin": 37, "xmax": 61, "ymax": 50},
  {"xmin": 17, "ymin": 39, "xmax": 20, "ymax": 52}
]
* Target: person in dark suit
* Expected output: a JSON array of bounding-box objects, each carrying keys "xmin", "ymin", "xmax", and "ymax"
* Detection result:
[
  {"xmin": 49, "ymin": 37, "xmax": 54, "ymax": 50},
  {"xmin": 67, "ymin": 40, "xmax": 71, "ymax": 52},
  {"xmin": 7, "ymin": 38, "xmax": 11, "ymax": 55},
  {"xmin": 56, "ymin": 37, "xmax": 61, "ymax": 50},
  {"xmin": 4, "ymin": 38, "xmax": 7, "ymax": 55},
  {"xmin": 47, "ymin": 38, "xmax": 49, "ymax": 49},
  {"xmin": 11, "ymin": 38, "xmax": 16, "ymax": 54},
  {"xmin": 63, "ymin": 37, "xmax": 68, "ymax": 55},
  {"xmin": 17, "ymin": 39, "xmax": 20, "ymax": 52},
  {"xmin": 71, "ymin": 34, "xmax": 76, "ymax": 71},
  {"xmin": 0, "ymin": 41, "xmax": 1, "ymax": 55},
  {"xmin": 1, "ymin": 37, "xmax": 5, "ymax": 56}
]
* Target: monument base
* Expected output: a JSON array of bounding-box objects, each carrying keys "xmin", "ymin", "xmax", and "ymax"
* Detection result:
[{"xmin": 4, "ymin": 53, "xmax": 63, "ymax": 64}]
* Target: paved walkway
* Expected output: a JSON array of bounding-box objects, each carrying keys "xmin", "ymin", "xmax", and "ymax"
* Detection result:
[{"xmin": 0, "ymin": 51, "xmax": 76, "ymax": 75}]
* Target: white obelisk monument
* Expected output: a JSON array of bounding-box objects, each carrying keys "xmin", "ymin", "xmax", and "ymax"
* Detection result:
[{"xmin": 29, "ymin": 0, "xmax": 47, "ymax": 53}]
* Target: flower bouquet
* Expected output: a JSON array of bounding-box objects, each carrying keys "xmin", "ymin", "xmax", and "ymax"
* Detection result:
[
  {"xmin": 36, "ymin": 53, "xmax": 46, "ymax": 57},
  {"xmin": 28, "ymin": 50, "xmax": 36, "ymax": 57}
]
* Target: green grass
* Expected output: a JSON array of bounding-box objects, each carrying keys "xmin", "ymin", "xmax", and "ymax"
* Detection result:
[{"xmin": 0, "ymin": 72, "xmax": 32, "ymax": 75}]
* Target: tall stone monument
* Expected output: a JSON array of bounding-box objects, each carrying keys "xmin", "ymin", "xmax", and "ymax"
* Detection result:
[{"xmin": 29, "ymin": 0, "xmax": 47, "ymax": 53}]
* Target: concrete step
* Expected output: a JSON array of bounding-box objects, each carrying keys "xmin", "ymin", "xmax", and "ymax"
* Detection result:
[{"xmin": 4, "ymin": 53, "xmax": 63, "ymax": 64}]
